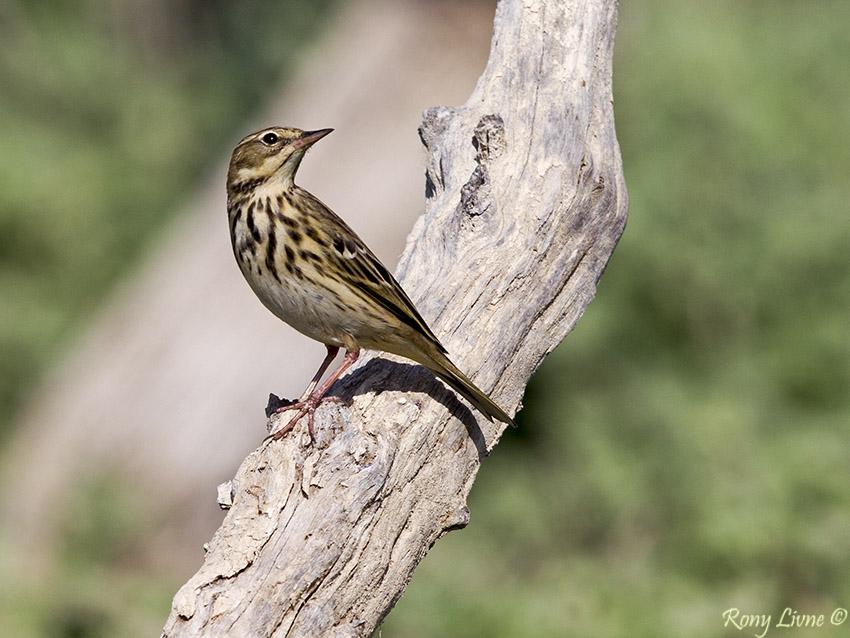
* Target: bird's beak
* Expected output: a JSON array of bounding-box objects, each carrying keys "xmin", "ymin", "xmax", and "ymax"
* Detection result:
[{"xmin": 292, "ymin": 128, "xmax": 333, "ymax": 150}]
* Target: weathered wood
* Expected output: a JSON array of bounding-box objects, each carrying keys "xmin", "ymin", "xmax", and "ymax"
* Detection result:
[{"xmin": 162, "ymin": 0, "xmax": 627, "ymax": 636}]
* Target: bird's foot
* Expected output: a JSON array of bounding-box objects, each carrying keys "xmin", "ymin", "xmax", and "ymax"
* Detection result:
[{"xmin": 266, "ymin": 395, "xmax": 345, "ymax": 443}]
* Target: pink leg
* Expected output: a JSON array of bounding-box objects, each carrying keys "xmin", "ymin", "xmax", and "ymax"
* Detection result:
[
  {"xmin": 268, "ymin": 347, "xmax": 361, "ymax": 442},
  {"xmin": 298, "ymin": 345, "xmax": 339, "ymax": 401}
]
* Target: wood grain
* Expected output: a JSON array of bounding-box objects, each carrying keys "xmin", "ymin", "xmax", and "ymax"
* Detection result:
[{"xmin": 162, "ymin": 0, "xmax": 627, "ymax": 635}]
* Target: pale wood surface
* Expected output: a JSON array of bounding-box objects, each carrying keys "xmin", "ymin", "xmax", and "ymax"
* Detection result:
[{"xmin": 162, "ymin": 0, "xmax": 627, "ymax": 635}]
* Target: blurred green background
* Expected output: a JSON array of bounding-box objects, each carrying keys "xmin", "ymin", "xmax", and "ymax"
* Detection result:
[{"xmin": 2, "ymin": 1, "xmax": 849, "ymax": 637}]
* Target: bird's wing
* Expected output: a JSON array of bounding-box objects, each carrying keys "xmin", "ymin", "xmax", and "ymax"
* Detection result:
[{"xmin": 301, "ymin": 189, "xmax": 447, "ymax": 354}]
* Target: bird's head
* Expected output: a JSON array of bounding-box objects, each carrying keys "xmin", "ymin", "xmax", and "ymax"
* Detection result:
[{"xmin": 227, "ymin": 126, "xmax": 333, "ymax": 192}]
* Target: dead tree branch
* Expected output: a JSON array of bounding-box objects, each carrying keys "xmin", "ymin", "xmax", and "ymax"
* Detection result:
[{"xmin": 162, "ymin": 0, "xmax": 627, "ymax": 635}]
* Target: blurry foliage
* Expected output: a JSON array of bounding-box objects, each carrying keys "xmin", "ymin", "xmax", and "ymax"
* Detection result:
[
  {"xmin": 385, "ymin": 1, "xmax": 850, "ymax": 637},
  {"xmin": 0, "ymin": 0, "xmax": 333, "ymax": 438},
  {"xmin": 1, "ymin": 0, "xmax": 849, "ymax": 636},
  {"xmin": 3, "ymin": 473, "xmax": 172, "ymax": 638}
]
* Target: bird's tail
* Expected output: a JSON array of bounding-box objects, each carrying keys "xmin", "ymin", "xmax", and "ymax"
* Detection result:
[{"xmin": 418, "ymin": 345, "xmax": 515, "ymax": 427}]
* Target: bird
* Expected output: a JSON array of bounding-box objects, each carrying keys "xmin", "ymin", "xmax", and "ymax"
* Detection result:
[{"xmin": 226, "ymin": 126, "xmax": 514, "ymax": 441}]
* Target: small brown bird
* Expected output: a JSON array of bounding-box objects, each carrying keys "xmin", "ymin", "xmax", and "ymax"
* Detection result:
[{"xmin": 227, "ymin": 126, "xmax": 514, "ymax": 440}]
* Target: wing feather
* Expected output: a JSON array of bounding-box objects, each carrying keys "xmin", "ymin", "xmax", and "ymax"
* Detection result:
[{"xmin": 296, "ymin": 188, "xmax": 448, "ymax": 354}]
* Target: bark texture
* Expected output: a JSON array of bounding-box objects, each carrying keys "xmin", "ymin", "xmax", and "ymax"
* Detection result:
[{"xmin": 162, "ymin": 0, "xmax": 627, "ymax": 636}]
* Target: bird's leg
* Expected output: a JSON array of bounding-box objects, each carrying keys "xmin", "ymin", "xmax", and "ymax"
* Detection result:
[
  {"xmin": 309, "ymin": 347, "xmax": 360, "ymax": 404},
  {"xmin": 267, "ymin": 345, "xmax": 338, "ymax": 438},
  {"xmin": 268, "ymin": 347, "xmax": 361, "ymax": 442},
  {"xmin": 300, "ymin": 347, "xmax": 360, "ymax": 441},
  {"xmin": 298, "ymin": 345, "xmax": 340, "ymax": 402}
]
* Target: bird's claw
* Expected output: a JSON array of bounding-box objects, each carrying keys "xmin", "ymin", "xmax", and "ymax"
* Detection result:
[{"xmin": 265, "ymin": 395, "xmax": 345, "ymax": 443}]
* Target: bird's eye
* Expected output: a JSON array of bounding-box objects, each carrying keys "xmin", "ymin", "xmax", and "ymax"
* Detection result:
[{"xmin": 261, "ymin": 132, "xmax": 279, "ymax": 145}]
